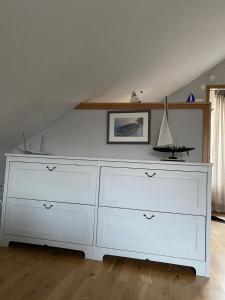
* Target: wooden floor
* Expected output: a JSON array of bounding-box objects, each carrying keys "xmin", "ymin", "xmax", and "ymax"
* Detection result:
[{"xmin": 0, "ymin": 221, "xmax": 224, "ymax": 300}]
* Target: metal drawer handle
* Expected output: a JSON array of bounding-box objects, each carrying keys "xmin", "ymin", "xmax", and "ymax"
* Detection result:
[
  {"xmin": 43, "ymin": 204, "xmax": 53, "ymax": 209},
  {"xmin": 145, "ymin": 172, "xmax": 156, "ymax": 178},
  {"xmin": 143, "ymin": 214, "xmax": 155, "ymax": 220},
  {"xmin": 46, "ymin": 166, "xmax": 56, "ymax": 171}
]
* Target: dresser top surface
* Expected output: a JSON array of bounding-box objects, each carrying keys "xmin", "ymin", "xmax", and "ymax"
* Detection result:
[{"xmin": 5, "ymin": 153, "xmax": 212, "ymax": 167}]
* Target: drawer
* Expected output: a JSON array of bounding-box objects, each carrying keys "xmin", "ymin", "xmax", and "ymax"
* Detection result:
[
  {"xmin": 97, "ymin": 207, "xmax": 205, "ymax": 261},
  {"xmin": 7, "ymin": 162, "xmax": 98, "ymax": 205},
  {"xmin": 99, "ymin": 167, "xmax": 207, "ymax": 215},
  {"xmin": 4, "ymin": 197, "xmax": 95, "ymax": 246}
]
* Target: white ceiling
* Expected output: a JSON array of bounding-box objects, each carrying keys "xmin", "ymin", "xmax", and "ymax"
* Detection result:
[{"xmin": 1, "ymin": 0, "xmax": 225, "ymax": 147}]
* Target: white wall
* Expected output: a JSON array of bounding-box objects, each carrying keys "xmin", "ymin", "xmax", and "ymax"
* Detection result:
[
  {"xmin": 5, "ymin": 58, "xmax": 225, "ymax": 183},
  {"xmin": 17, "ymin": 109, "xmax": 203, "ymax": 163},
  {"xmin": 1, "ymin": 0, "xmax": 225, "ymax": 150},
  {"xmin": 5, "ymin": 57, "xmax": 225, "ymax": 183},
  {"xmin": 169, "ymin": 59, "xmax": 225, "ymax": 101}
]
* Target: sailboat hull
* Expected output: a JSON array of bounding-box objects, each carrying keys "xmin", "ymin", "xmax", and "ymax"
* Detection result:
[
  {"xmin": 153, "ymin": 146, "xmax": 194, "ymax": 153},
  {"xmin": 153, "ymin": 146, "xmax": 195, "ymax": 160}
]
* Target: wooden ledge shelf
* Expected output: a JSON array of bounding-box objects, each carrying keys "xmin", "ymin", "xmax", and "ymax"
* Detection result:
[{"xmin": 75, "ymin": 102, "xmax": 210, "ymax": 110}]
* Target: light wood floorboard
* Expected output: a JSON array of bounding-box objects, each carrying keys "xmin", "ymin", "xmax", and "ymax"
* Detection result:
[{"xmin": 0, "ymin": 221, "xmax": 224, "ymax": 300}]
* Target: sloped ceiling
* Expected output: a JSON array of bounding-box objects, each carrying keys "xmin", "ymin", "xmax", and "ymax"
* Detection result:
[{"xmin": 1, "ymin": 0, "xmax": 225, "ymax": 147}]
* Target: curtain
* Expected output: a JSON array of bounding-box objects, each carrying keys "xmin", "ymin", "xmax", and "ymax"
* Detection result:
[{"xmin": 210, "ymin": 91, "xmax": 225, "ymax": 212}]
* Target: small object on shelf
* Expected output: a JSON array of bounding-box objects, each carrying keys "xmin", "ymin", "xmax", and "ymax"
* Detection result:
[
  {"xmin": 130, "ymin": 91, "xmax": 143, "ymax": 103},
  {"xmin": 186, "ymin": 93, "xmax": 195, "ymax": 103}
]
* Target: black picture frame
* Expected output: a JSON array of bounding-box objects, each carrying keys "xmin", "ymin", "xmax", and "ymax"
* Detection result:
[{"xmin": 107, "ymin": 110, "xmax": 151, "ymax": 144}]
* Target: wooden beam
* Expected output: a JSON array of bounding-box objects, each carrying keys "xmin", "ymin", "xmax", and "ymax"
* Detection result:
[
  {"xmin": 202, "ymin": 103, "xmax": 211, "ymax": 163},
  {"xmin": 75, "ymin": 102, "xmax": 210, "ymax": 110}
]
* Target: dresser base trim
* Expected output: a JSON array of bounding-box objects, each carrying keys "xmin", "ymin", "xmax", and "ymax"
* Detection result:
[
  {"xmin": 0, "ymin": 234, "xmax": 94, "ymax": 260},
  {"xmin": 0, "ymin": 234, "xmax": 209, "ymax": 277},
  {"xmin": 92, "ymin": 246, "xmax": 209, "ymax": 277}
]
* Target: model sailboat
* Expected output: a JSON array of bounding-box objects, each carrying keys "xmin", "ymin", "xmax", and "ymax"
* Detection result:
[{"xmin": 153, "ymin": 97, "xmax": 194, "ymax": 160}]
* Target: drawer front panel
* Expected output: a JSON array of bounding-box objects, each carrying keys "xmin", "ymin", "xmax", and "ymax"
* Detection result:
[
  {"xmin": 4, "ymin": 198, "xmax": 95, "ymax": 245},
  {"xmin": 7, "ymin": 162, "xmax": 98, "ymax": 205},
  {"xmin": 97, "ymin": 207, "xmax": 205, "ymax": 261},
  {"xmin": 99, "ymin": 167, "xmax": 207, "ymax": 215}
]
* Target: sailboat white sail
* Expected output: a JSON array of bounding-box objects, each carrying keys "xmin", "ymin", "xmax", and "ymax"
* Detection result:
[
  {"xmin": 153, "ymin": 97, "xmax": 194, "ymax": 160},
  {"xmin": 157, "ymin": 97, "xmax": 173, "ymax": 147}
]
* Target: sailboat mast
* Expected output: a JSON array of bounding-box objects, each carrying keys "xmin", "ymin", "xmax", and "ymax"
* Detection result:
[{"xmin": 165, "ymin": 96, "xmax": 169, "ymax": 121}]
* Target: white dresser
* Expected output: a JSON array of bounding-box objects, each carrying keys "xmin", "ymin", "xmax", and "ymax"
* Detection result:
[{"xmin": 0, "ymin": 154, "xmax": 212, "ymax": 277}]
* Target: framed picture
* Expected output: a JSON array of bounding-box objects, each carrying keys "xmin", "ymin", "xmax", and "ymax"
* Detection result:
[{"xmin": 107, "ymin": 110, "xmax": 150, "ymax": 144}]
